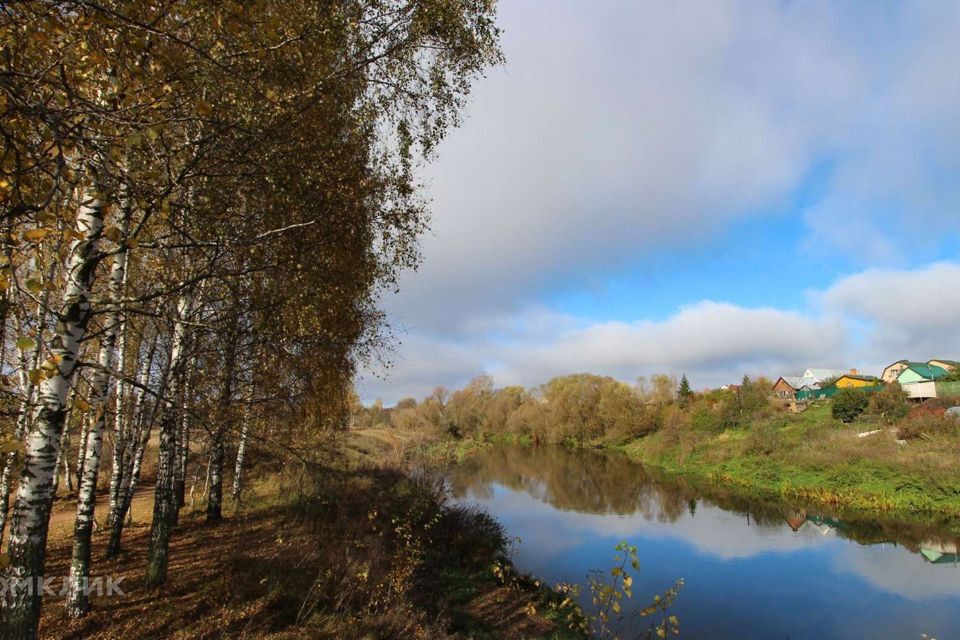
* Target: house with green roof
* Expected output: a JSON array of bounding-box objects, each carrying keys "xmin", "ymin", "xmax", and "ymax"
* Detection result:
[
  {"xmin": 881, "ymin": 360, "xmax": 912, "ymax": 383},
  {"xmin": 897, "ymin": 363, "xmax": 949, "ymax": 385},
  {"xmin": 928, "ymin": 359, "xmax": 960, "ymax": 372},
  {"xmin": 897, "ymin": 363, "xmax": 949, "ymax": 400}
]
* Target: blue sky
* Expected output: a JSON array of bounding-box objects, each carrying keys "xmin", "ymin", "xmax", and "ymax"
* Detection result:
[{"xmin": 360, "ymin": 1, "xmax": 960, "ymax": 403}]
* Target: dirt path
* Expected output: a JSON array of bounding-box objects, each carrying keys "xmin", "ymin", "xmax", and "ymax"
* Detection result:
[{"xmin": 45, "ymin": 485, "xmax": 156, "ymax": 541}]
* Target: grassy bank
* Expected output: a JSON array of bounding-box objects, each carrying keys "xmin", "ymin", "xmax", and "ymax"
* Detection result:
[
  {"xmin": 619, "ymin": 402, "xmax": 960, "ymax": 523},
  {"xmin": 38, "ymin": 433, "xmax": 586, "ymax": 640}
]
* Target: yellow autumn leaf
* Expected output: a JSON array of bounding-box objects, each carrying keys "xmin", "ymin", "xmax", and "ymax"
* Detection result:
[
  {"xmin": 0, "ymin": 439, "xmax": 23, "ymax": 455},
  {"xmin": 25, "ymin": 279, "xmax": 42, "ymax": 293},
  {"xmin": 22, "ymin": 228, "xmax": 52, "ymax": 243},
  {"xmin": 103, "ymin": 226, "xmax": 122, "ymax": 243},
  {"xmin": 27, "ymin": 369, "xmax": 42, "ymax": 385}
]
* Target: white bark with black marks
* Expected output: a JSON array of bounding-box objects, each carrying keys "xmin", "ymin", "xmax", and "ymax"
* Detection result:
[
  {"xmin": 2, "ymin": 189, "xmax": 105, "ymax": 639},
  {"xmin": 145, "ymin": 294, "xmax": 192, "ymax": 586},
  {"xmin": 66, "ymin": 212, "xmax": 129, "ymax": 617}
]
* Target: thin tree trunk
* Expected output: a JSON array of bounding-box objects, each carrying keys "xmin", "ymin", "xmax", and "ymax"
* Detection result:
[
  {"xmin": 188, "ymin": 448, "xmax": 205, "ymax": 509},
  {"xmin": 66, "ymin": 211, "xmax": 129, "ymax": 617},
  {"xmin": 106, "ymin": 334, "xmax": 166, "ymax": 558},
  {"xmin": 50, "ymin": 371, "xmax": 82, "ymax": 499},
  {"xmin": 145, "ymin": 294, "xmax": 192, "ymax": 586},
  {"xmin": 175, "ymin": 374, "xmax": 191, "ymax": 512},
  {"xmin": 207, "ymin": 324, "xmax": 238, "ymax": 522},
  {"xmin": 2, "ymin": 187, "xmax": 105, "ymax": 639},
  {"xmin": 62, "ymin": 430, "xmax": 73, "ymax": 494},
  {"xmin": 105, "ymin": 415, "xmax": 151, "ymax": 557},
  {"xmin": 104, "ymin": 332, "xmax": 156, "ymax": 555},
  {"xmin": 74, "ymin": 415, "xmax": 89, "ymax": 490},
  {"xmin": 206, "ymin": 436, "xmax": 224, "ymax": 522},
  {"xmin": 231, "ymin": 415, "xmax": 250, "ymax": 505},
  {"xmin": 202, "ymin": 454, "xmax": 211, "ymax": 504},
  {"xmin": 50, "ymin": 425, "xmax": 71, "ymax": 498},
  {"xmin": 104, "ymin": 256, "xmax": 133, "ymax": 537},
  {"xmin": 170, "ymin": 369, "xmax": 189, "ymax": 527}
]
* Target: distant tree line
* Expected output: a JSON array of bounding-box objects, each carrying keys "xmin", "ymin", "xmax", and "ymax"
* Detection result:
[{"xmin": 352, "ymin": 373, "xmax": 779, "ymax": 446}]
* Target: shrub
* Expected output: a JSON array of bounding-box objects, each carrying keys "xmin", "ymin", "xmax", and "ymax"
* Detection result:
[
  {"xmin": 868, "ymin": 383, "xmax": 909, "ymax": 423},
  {"xmin": 745, "ymin": 421, "xmax": 785, "ymax": 456},
  {"xmin": 832, "ymin": 389, "xmax": 869, "ymax": 423},
  {"xmin": 691, "ymin": 406, "xmax": 724, "ymax": 434}
]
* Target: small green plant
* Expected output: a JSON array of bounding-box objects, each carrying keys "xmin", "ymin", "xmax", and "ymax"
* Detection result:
[
  {"xmin": 587, "ymin": 541, "xmax": 683, "ymax": 639},
  {"xmin": 832, "ymin": 389, "xmax": 869, "ymax": 423}
]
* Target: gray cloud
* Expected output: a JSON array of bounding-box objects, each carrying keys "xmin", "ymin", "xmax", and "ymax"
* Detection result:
[
  {"xmin": 362, "ymin": 2, "xmax": 960, "ymax": 402},
  {"xmin": 361, "ymin": 263, "xmax": 960, "ymax": 403}
]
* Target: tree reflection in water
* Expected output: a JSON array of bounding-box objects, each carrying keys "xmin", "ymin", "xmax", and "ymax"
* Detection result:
[{"xmin": 445, "ymin": 444, "xmax": 960, "ymax": 564}]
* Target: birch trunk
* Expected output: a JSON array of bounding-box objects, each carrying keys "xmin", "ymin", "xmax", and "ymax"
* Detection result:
[
  {"xmin": 2, "ymin": 189, "xmax": 105, "ymax": 639},
  {"xmin": 0, "ymin": 246, "xmax": 59, "ymax": 540},
  {"xmin": 105, "ymin": 417, "xmax": 150, "ymax": 557},
  {"xmin": 145, "ymin": 295, "xmax": 192, "ymax": 586},
  {"xmin": 173, "ymin": 374, "xmax": 191, "ymax": 521},
  {"xmin": 231, "ymin": 415, "xmax": 250, "ymax": 505},
  {"xmin": 74, "ymin": 416, "xmax": 89, "ymax": 490},
  {"xmin": 50, "ymin": 425, "xmax": 70, "ymax": 498},
  {"xmin": 105, "ymin": 339, "xmax": 164, "ymax": 558},
  {"xmin": 206, "ymin": 436, "xmax": 224, "ymax": 522},
  {"xmin": 104, "ymin": 332, "xmax": 155, "ymax": 553},
  {"xmin": 104, "ymin": 252, "xmax": 132, "ymax": 536},
  {"xmin": 207, "ymin": 324, "xmax": 238, "ymax": 523},
  {"xmin": 65, "ymin": 212, "xmax": 129, "ymax": 617},
  {"xmin": 62, "ymin": 428, "xmax": 73, "ymax": 493}
]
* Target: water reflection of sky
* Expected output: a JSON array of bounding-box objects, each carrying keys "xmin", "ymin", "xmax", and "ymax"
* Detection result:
[{"xmin": 457, "ymin": 482, "xmax": 960, "ymax": 640}]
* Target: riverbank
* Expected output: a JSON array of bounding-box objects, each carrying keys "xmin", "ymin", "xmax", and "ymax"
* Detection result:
[
  {"xmin": 37, "ymin": 434, "xmax": 586, "ymax": 640},
  {"xmin": 617, "ymin": 402, "xmax": 960, "ymax": 525},
  {"xmin": 377, "ymin": 398, "xmax": 960, "ymax": 529}
]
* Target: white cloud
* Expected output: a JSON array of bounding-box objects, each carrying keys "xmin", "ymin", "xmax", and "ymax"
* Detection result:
[
  {"xmin": 489, "ymin": 302, "xmax": 846, "ymax": 388},
  {"xmin": 386, "ymin": 0, "xmax": 960, "ymax": 334},
  {"xmin": 361, "ymin": 2, "xmax": 960, "ymax": 403},
  {"xmin": 819, "ymin": 262, "xmax": 960, "ymax": 361},
  {"xmin": 361, "ymin": 263, "xmax": 960, "ymax": 403}
]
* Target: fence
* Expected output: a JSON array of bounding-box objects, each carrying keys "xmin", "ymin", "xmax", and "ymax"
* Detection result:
[
  {"xmin": 795, "ymin": 385, "xmax": 883, "ymax": 401},
  {"xmin": 935, "ymin": 381, "xmax": 960, "ymax": 398}
]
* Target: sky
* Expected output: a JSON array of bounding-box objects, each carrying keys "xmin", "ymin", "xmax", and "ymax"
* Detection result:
[{"xmin": 359, "ymin": 0, "xmax": 960, "ymax": 404}]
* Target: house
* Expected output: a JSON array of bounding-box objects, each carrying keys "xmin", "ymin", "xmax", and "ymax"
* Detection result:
[
  {"xmin": 897, "ymin": 363, "xmax": 949, "ymax": 400},
  {"xmin": 802, "ymin": 368, "xmax": 849, "ymax": 385},
  {"xmin": 897, "ymin": 363, "xmax": 949, "ymax": 385},
  {"xmin": 772, "ymin": 373, "xmax": 824, "ymax": 398},
  {"xmin": 835, "ymin": 374, "xmax": 879, "ymax": 388},
  {"xmin": 772, "ymin": 376, "xmax": 807, "ymax": 398},
  {"xmin": 881, "ymin": 360, "xmax": 911, "ymax": 383},
  {"xmin": 928, "ymin": 359, "xmax": 960, "ymax": 372},
  {"xmin": 920, "ymin": 540, "xmax": 959, "ymax": 565}
]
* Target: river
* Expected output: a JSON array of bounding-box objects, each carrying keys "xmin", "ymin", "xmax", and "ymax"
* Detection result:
[{"xmin": 446, "ymin": 445, "xmax": 960, "ymax": 639}]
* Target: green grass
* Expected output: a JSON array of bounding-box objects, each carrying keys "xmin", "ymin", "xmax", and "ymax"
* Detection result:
[{"xmin": 621, "ymin": 401, "xmax": 960, "ymax": 523}]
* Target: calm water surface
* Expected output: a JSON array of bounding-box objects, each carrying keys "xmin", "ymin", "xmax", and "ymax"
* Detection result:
[{"xmin": 447, "ymin": 445, "xmax": 960, "ymax": 640}]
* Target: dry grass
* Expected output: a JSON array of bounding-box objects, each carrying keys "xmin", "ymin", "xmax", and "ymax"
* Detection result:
[{"xmin": 36, "ymin": 453, "xmax": 580, "ymax": 640}]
